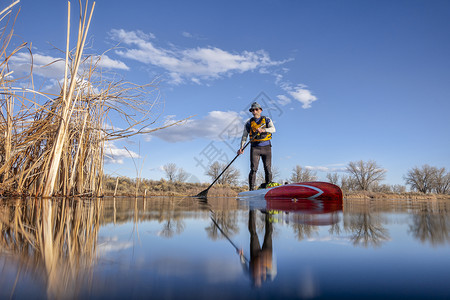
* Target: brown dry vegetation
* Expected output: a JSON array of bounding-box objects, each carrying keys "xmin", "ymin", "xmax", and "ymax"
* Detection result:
[
  {"xmin": 102, "ymin": 175, "xmax": 246, "ymax": 197},
  {"xmin": 101, "ymin": 176, "xmax": 450, "ymax": 200},
  {"xmin": 0, "ymin": 1, "xmax": 187, "ymax": 198},
  {"xmin": 344, "ymin": 190, "xmax": 450, "ymax": 200}
]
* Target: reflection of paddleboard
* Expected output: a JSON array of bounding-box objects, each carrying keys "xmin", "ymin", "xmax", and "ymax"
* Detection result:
[
  {"xmin": 238, "ymin": 182, "xmax": 343, "ymax": 201},
  {"xmin": 266, "ymin": 196, "xmax": 343, "ymax": 214},
  {"xmin": 238, "ymin": 182, "xmax": 343, "ymax": 226},
  {"xmin": 268, "ymin": 209, "xmax": 341, "ymax": 226}
]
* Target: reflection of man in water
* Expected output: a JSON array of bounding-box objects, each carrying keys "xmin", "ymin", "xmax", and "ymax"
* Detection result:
[{"xmin": 240, "ymin": 209, "xmax": 277, "ymax": 287}]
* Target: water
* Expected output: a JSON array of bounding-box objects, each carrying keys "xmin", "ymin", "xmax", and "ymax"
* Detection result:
[{"xmin": 1, "ymin": 197, "xmax": 449, "ymax": 299}]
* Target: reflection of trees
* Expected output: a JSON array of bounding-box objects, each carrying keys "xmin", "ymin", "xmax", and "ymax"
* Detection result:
[
  {"xmin": 344, "ymin": 212, "xmax": 390, "ymax": 248},
  {"xmin": 154, "ymin": 199, "xmax": 186, "ymax": 238},
  {"xmin": 408, "ymin": 208, "xmax": 450, "ymax": 246},
  {"xmin": 205, "ymin": 211, "xmax": 239, "ymax": 240},
  {"xmin": 160, "ymin": 219, "xmax": 185, "ymax": 238},
  {"xmin": 107, "ymin": 196, "xmax": 213, "ymax": 238},
  {"xmin": 289, "ymin": 211, "xmax": 343, "ymax": 240},
  {"xmin": 102, "ymin": 196, "xmax": 232, "ymax": 226},
  {"xmin": 329, "ymin": 219, "xmax": 342, "ymax": 236},
  {"xmin": 291, "ymin": 222, "xmax": 319, "ymax": 241},
  {"xmin": 0, "ymin": 198, "xmax": 101, "ymax": 299}
]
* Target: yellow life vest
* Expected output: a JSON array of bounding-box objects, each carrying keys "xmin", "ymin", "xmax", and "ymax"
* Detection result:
[{"xmin": 249, "ymin": 116, "xmax": 272, "ymax": 142}]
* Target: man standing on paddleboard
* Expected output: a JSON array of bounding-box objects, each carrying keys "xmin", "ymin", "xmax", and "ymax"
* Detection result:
[{"xmin": 237, "ymin": 102, "xmax": 276, "ymax": 191}]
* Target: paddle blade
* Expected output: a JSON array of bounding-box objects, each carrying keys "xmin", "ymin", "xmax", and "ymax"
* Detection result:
[{"xmin": 194, "ymin": 189, "xmax": 209, "ymax": 198}]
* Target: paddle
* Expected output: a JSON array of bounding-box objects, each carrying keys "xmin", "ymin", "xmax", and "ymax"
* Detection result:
[
  {"xmin": 194, "ymin": 140, "xmax": 250, "ymax": 198},
  {"xmin": 210, "ymin": 214, "xmax": 249, "ymax": 263},
  {"xmin": 195, "ymin": 122, "xmax": 267, "ymax": 198},
  {"xmin": 197, "ymin": 195, "xmax": 249, "ymax": 263}
]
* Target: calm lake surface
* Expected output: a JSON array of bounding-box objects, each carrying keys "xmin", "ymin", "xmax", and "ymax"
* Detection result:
[{"xmin": 1, "ymin": 196, "xmax": 449, "ymax": 299}]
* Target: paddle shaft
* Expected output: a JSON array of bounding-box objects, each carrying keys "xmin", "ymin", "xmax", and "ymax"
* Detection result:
[
  {"xmin": 210, "ymin": 215, "xmax": 249, "ymax": 263},
  {"xmin": 195, "ymin": 123, "xmax": 266, "ymax": 198},
  {"xmin": 203, "ymin": 140, "xmax": 250, "ymax": 193}
]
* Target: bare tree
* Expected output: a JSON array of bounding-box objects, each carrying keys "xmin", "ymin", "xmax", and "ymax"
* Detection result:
[
  {"xmin": 256, "ymin": 165, "xmax": 281, "ymax": 186},
  {"xmin": 431, "ymin": 167, "xmax": 450, "ymax": 194},
  {"xmin": 404, "ymin": 165, "xmax": 435, "ymax": 193},
  {"xmin": 163, "ymin": 163, "xmax": 177, "ymax": 182},
  {"xmin": 206, "ymin": 161, "xmax": 240, "ymax": 185},
  {"xmin": 346, "ymin": 160, "xmax": 386, "ymax": 191},
  {"xmin": 176, "ymin": 168, "xmax": 189, "ymax": 183},
  {"xmin": 326, "ymin": 173, "xmax": 340, "ymax": 185},
  {"xmin": 392, "ymin": 184, "xmax": 406, "ymax": 193},
  {"xmin": 289, "ymin": 165, "xmax": 317, "ymax": 183},
  {"xmin": 340, "ymin": 175, "xmax": 358, "ymax": 192}
]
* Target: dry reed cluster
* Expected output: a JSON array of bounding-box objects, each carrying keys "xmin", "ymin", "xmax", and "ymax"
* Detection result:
[{"xmin": 0, "ymin": 1, "xmax": 175, "ymax": 197}]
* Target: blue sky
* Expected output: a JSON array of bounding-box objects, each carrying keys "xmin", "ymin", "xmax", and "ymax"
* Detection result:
[{"xmin": 9, "ymin": 0, "xmax": 450, "ymax": 186}]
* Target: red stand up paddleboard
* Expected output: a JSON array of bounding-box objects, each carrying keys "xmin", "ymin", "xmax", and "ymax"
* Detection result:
[{"xmin": 238, "ymin": 181, "xmax": 343, "ymax": 201}]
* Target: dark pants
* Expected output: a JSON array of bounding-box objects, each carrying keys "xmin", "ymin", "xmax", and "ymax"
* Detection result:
[{"xmin": 249, "ymin": 145, "xmax": 272, "ymax": 190}]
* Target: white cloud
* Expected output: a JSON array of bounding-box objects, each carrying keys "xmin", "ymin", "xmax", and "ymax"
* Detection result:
[
  {"xmin": 104, "ymin": 141, "xmax": 140, "ymax": 164},
  {"xmin": 97, "ymin": 54, "xmax": 130, "ymax": 70},
  {"xmin": 276, "ymin": 94, "xmax": 291, "ymax": 106},
  {"xmin": 109, "ymin": 29, "xmax": 288, "ymax": 84},
  {"xmin": 305, "ymin": 164, "xmax": 347, "ymax": 172},
  {"xmin": 182, "ymin": 31, "xmax": 193, "ymax": 38},
  {"xmin": 276, "ymin": 81, "xmax": 317, "ymax": 109},
  {"xmin": 148, "ymin": 110, "xmax": 244, "ymax": 143},
  {"xmin": 9, "ymin": 52, "xmax": 65, "ymax": 79},
  {"xmin": 9, "ymin": 52, "xmax": 130, "ymax": 79},
  {"xmin": 288, "ymin": 85, "xmax": 318, "ymax": 109},
  {"xmin": 270, "ymin": 71, "xmax": 318, "ymax": 109},
  {"xmin": 97, "ymin": 236, "xmax": 133, "ymax": 256}
]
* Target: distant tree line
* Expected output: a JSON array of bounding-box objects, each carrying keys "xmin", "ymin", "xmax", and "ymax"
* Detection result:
[
  {"xmin": 163, "ymin": 160, "xmax": 449, "ymax": 194},
  {"xmin": 321, "ymin": 161, "xmax": 449, "ymax": 194},
  {"xmin": 284, "ymin": 160, "xmax": 449, "ymax": 194},
  {"xmin": 163, "ymin": 162, "xmax": 241, "ymax": 186}
]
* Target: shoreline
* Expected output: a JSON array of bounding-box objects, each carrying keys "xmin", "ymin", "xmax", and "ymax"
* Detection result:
[
  {"xmin": 101, "ymin": 188, "xmax": 450, "ymax": 200},
  {"xmin": 2, "ymin": 181, "xmax": 449, "ymax": 200},
  {"xmin": 344, "ymin": 191, "xmax": 450, "ymax": 200}
]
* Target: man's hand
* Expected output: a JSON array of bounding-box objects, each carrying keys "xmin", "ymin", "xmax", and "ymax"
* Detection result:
[
  {"xmin": 256, "ymin": 127, "xmax": 265, "ymax": 134},
  {"xmin": 237, "ymin": 148, "xmax": 244, "ymax": 155}
]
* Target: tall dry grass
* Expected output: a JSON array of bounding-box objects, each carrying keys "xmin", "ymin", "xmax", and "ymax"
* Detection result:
[{"xmin": 0, "ymin": 1, "xmax": 184, "ymax": 197}]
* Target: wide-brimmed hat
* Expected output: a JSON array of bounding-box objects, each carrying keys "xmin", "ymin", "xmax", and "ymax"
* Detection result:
[{"xmin": 249, "ymin": 102, "xmax": 262, "ymax": 112}]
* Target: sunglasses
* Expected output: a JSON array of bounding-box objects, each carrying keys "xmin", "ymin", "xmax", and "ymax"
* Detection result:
[{"xmin": 250, "ymin": 108, "xmax": 260, "ymax": 112}]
